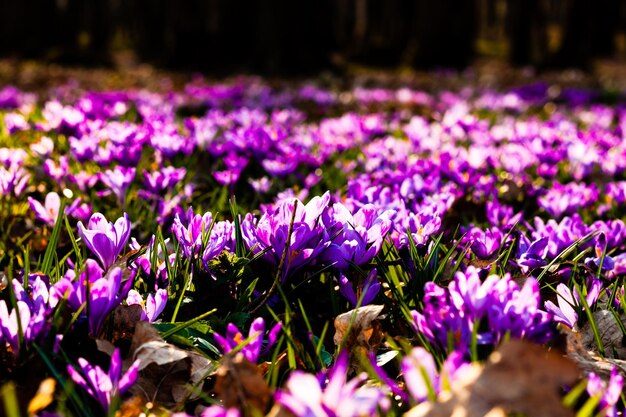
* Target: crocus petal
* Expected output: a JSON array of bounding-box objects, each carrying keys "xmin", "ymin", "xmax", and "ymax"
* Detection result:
[
  {"xmin": 145, "ymin": 289, "xmax": 168, "ymax": 322},
  {"xmin": 28, "ymin": 197, "xmax": 54, "ymax": 225},
  {"xmin": 213, "ymin": 333, "xmax": 234, "ymax": 354},
  {"xmin": 91, "ymin": 233, "xmax": 118, "ymax": 269},
  {"xmin": 109, "ymin": 348, "xmax": 122, "ymax": 385},
  {"xmin": 118, "ymin": 359, "xmax": 140, "ymax": 394},
  {"xmin": 402, "ymin": 347, "xmax": 438, "ymax": 402},
  {"xmin": 338, "ymin": 274, "xmax": 358, "ymax": 306},
  {"xmin": 244, "ymin": 318, "xmax": 265, "ymax": 363},
  {"xmin": 126, "ymin": 289, "xmax": 143, "ymax": 306},
  {"xmin": 67, "ymin": 365, "xmax": 90, "ymax": 394},
  {"xmin": 324, "ymin": 351, "xmax": 349, "ymax": 409}
]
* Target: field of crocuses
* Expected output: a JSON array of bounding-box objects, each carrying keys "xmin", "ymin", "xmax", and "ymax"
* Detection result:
[{"xmin": 0, "ymin": 74, "xmax": 625, "ymax": 417}]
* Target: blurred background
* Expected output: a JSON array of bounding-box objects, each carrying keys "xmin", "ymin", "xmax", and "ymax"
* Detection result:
[{"xmin": 0, "ymin": 0, "xmax": 625, "ymax": 75}]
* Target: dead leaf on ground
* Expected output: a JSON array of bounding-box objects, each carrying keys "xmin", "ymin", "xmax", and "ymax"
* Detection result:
[
  {"xmin": 406, "ymin": 339, "xmax": 579, "ymax": 417},
  {"xmin": 98, "ymin": 304, "xmax": 144, "ymax": 343},
  {"xmin": 96, "ymin": 339, "xmax": 116, "ymax": 357},
  {"xmin": 564, "ymin": 325, "xmax": 626, "ymax": 378},
  {"xmin": 334, "ymin": 305, "xmax": 384, "ymax": 369},
  {"xmin": 214, "ymin": 353, "xmax": 272, "ymax": 417},
  {"xmin": 125, "ymin": 321, "xmax": 215, "ymax": 408}
]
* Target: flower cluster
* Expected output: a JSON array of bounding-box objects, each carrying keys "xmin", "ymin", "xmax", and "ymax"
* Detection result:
[{"xmin": 412, "ymin": 267, "xmax": 554, "ymax": 353}]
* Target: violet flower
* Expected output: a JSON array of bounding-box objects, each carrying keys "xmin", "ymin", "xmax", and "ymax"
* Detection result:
[
  {"xmin": 126, "ymin": 289, "xmax": 168, "ymax": 322},
  {"xmin": 586, "ymin": 368, "xmax": 624, "ymax": 417},
  {"xmin": 171, "ymin": 208, "xmax": 214, "ymax": 258},
  {"xmin": 77, "ymin": 212, "xmax": 131, "ymax": 270},
  {"xmin": 200, "ymin": 406, "xmax": 240, "ymax": 417},
  {"xmin": 394, "ymin": 208, "xmax": 442, "ymax": 249},
  {"xmin": 143, "ymin": 166, "xmax": 186, "ymax": 195},
  {"xmin": 27, "ymin": 192, "xmax": 81, "ymax": 226},
  {"xmin": 67, "ymin": 348, "xmax": 140, "ymax": 412},
  {"xmin": 411, "ymin": 267, "xmax": 554, "ymax": 353},
  {"xmin": 0, "ymin": 164, "xmax": 30, "ymax": 197},
  {"xmin": 465, "ymin": 226, "xmax": 504, "ymax": 260},
  {"xmin": 213, "ymin": 317, "xmax": 282, "ymax": 363},
  {"xmin": 43, "ymin": 156, "xmax": 69, "ymax": 183},
  {"xmin": 584, "ymin": 233, "xmax": 615, "ymax": 272},
  {"xmin": 29, "ymin": 136, "xmax": 54, "ymax": 157},
  {"xmin": 322, "ymin": 203, "xmax": 394, "ymax": 271},
  {"xmin": 128, "ymin": 235, "xmax": 175, "ymax": 287},
  {"xmin": 99, "ymin": 166, "xmax": 136, "ymax": 205},
  {"xmin": 401, "ymin": 348, "xmax": 472, "ymax": 403},
  {"xmin": 516, "ymin": 235, "xmax": 549, "ymax": 274},
  {"xmin": 274, "ymin": 351, "xmax": 390, "ymax": 417},
  {"xmin": 0, "ymin": 276, "xmax": 52, "ymax": 356},
  {"xmin": 338, "ymin": 269, "xmax": 380, "ymax": 307},
  {"xmin": 544, "ymin": 279, "xmax": 602, "ymax": 329},
  {"xmin": 52, "ymin": 260, "xmax": 133, "ymax": 336},
  {"xmin": 242, "ymin": 192, "xmax": 332, "ymax": 280}
]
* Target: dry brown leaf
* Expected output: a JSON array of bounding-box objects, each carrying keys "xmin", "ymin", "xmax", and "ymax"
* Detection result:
[
  {"xmin": 564, "ymin": 325, "xmax": 626, "ymax": 378},
  {"xmin": 134, "ymin": 340, "xmax": 189, "ymax": 370},
  {"xmin": 405, "ymin": 339, "xmax": 578, "ymax": 417},
  {"xmin": 214, "ymin": 353, "xmax": 272, "ymax": 417},
  {"xmin": 96, "ymin": 339, "xmax": 116, "ymax": 356},
  {"xmin": 473, "ymin": 339, "xmax": 578, "ymax": 417},
  {"xmin": 333, "ymin": 305, "xmax": 384, "ymax": 367},
  {"xmin": 111, "ymin": 304, "xmax": 144, "ymax": 341},
  {"xmin": 125, "ymin": 321, "xmax": 215, "ymax": 408}
]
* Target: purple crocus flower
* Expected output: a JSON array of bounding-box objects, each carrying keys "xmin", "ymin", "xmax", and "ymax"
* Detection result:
[
  {"xmin": 27, "ymin": 192, "xmax": 82, "ymax": 226},
  {"xmin": 544, "ymin": 279, "xmax": 602, "ymax": 329},
  {"xmin": 0, "ymin": 276, "xmax": 52, "ymax": 357},
  {"xmin": 29, "ymin": 136, "xmax": 54, "ymax": 158},
  {"xmin": 77, "ymin": 212, "xmax": 131, "ymax": 270},
  {"xmin": 486, "ymin": 200, "xmax": 522, "ymax": 228},
  {"xmin": 584, "ymin": 233, "xmax": 616, "ymax": 272},
  {"xmin": 242, "ymin": 192, "xmax": 332, "ymax": 280},
  {"xmin": 516, "ymin": 235, "xmax": 549, "ymax": 274},
  {"xmin": 248, "ymin": 176, "xmax": 272, "ymax": 194},
  {"xmin": 466, "ymin": 226, "xmax": 504, "ymax": 260},
  {"xmin": 586, "ymin": 368, "xmax": 624, "ymax": 417},
  {"xmin": 322, "ymin": 203, "xmax": 394, "ymax": 271},
  {"xmin": 87, "ymin": 266, "xmax": 133, "ymax": 336},
  {"xmin": 411, "ymin": 267, "xmax": 554, "ymax": 353},
  {"xmin": 126, "ymin": 289, "xmax": 168, "ymax": 322},
  {"xmin": 200, "ymin": 406, "xmax": 240, "ymax": 417},
  {"xmin": 401, "ymin": 347, "xmax": 438, "ymax": 402},
  {"xmin": 171, "ymin": 208, "xmax": 214, "ymax": 258},
  {"xmin": 67, "ymin": 348, "xmax": 140, "ymax": 412},
  {"xmin": 0, "ymin": 164, "xmax": 30, "ymax": 197},
  {"xmin": 143, "ymin": 166, "xmax": 186, "ymax": 195},
  {"xmin": 394, "ymin": 208, "xmax": 442, "ymax": 249},
  {"xmin": 27, "ymin": 192, "xmax": 62, "ymax": 226},
  {"xmin": 52, "ymin": 260, "xmax": 133, "ymax": 336},
  {"xmin": 401, "ymin": 348, "xmax": 472, "ymax": 403},
  {"xmin": 274, "ymin": 351, "xmax": 390, "ymax": 417},
  {"xmin": 213, "ymin": 317, "xmax": 282, "ymax": 363},
  {"xmin": 338, "ymin": 269, "xmax": 380, "ymax": 307},
  {"xmin": 538, "ymin": 182, "xmax": 598, "ymax": 218},
  {"xmin": 99, "ymin": 166, "xmax": 136, "ymax": 205}
]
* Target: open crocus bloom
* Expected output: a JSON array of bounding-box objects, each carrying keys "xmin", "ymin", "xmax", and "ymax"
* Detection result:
[
  {"xmin": 77, "ymin": 212, "xmax": 131, "ymax": 270},
  {"xmin": 67, "ymin": 348, "xmax": 139, "ymax": 412}
]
